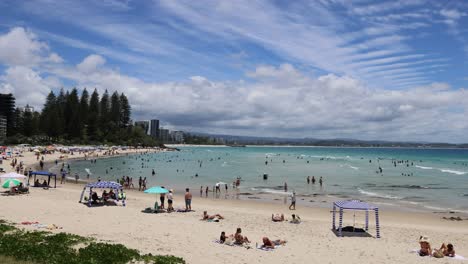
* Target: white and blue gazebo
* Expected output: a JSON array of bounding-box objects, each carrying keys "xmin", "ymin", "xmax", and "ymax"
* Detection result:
[
  {"xmin": 332, "ymin": 200, "xmax": 380, "ymax": 238},
  {"xmin": 79, "ymin": 181, "xmax": 126, "ymax": 207}
]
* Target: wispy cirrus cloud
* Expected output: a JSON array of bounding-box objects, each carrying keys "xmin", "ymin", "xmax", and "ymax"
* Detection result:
[{"xmin": 156, "ymin": 0, "xmax": 448, "ymax": 88}]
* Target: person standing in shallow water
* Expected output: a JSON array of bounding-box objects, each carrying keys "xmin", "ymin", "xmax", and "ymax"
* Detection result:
[
  {"xmin": 284, "ymin": 182, "xmax": 288, "ymax": 192},
  {"xmin": 307, "ymin": 176, "xmax": 310, "ymax": 184},
  {"xmin": 312, "ymin": 176, "xmax": 316, "ymax": 184},
  {"xmin": 319, "ymin": 176, "xmax": 323, "ymax": 186}
]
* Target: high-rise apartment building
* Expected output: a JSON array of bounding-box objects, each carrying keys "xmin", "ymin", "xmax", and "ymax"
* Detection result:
[
  {"xmin": 159, "ymin": 128, "xmax": 169, "ymax": 143},
  {"xmin": 150, "ymin": 119, "xmax": 160, "ymax": 139},
  {"xmin": 0, "ymin": 115, "xmax": 7, "ymax": 143},
  {"xmin": 0, "ymin": 93, "xmax": 15, "ymax": 137}
]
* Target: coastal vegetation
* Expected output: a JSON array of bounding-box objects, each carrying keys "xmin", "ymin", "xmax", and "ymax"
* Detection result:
[
  {"xmin": 0, "ymin": 220, "xmax": 185, "ymax": 264},
  {"xmin": 4, "ymin": 89, "xmax": 159, "ymax": 146}
]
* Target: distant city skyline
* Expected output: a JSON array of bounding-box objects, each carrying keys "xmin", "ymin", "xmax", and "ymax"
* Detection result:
[{"xmin": 0, "ymin": 1, "xmax": 468, "ymax": 142}]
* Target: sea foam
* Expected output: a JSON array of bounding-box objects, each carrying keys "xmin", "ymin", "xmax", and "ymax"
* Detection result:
[
  {"xmin": 439, "ymin": 169, "xmax": 466, "ymax": 175},
  {"xmin": 415, "ymin": 165, "xmax": 433, "ymax": 170},
  {"xmin": 358, "ymin": 188, "xmax": 401, "ymax": 200}
]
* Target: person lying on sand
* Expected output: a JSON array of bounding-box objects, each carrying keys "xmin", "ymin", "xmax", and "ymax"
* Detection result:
[
  {"xmin": 202, "ymin": 211, "xmax": 224, "ymax": 220},
  {"xmin": 272, "ymin": 214, "xmax": 285, "ymax": 222},
  {"xmin": 419, "ymin": 236, "xmax": 432, "ymax": 256},
  {"xmin": 438, "ymin": 243, "xmax": 455, "ymax": 257},
  {"xmin": 234, "ymin": 228, "xmax": 250, "ymax": 244},
  {"xmin": 261, "ymin": 237, "xmax": 287, "ymax": 249}
]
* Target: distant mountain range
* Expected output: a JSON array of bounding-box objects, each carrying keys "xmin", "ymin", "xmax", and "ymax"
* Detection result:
[{"xmin": 187, "ymin": 132, "xmax": 468, "ymax": 148}]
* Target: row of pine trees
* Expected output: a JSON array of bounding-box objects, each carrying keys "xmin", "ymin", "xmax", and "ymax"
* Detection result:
[
  {"xmin": 41, "ymin": 88, "xmax": 130, "ymax": 141},
  {"xmin": 8, "ymin": 88, "xmax": 157, "ymax": 146}
]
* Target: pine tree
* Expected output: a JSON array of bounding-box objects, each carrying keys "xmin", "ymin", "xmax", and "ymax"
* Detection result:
[
  {"xmin": 87, "ymin": 89, "xmax": 100, "ymax": 141},
  {"xmin": 40, "ymin": 91, "xmax": 57, "ymax": 139},
  {"xmin": 31, "ymin": 111, "xmax": 41, "ymax": 136},
  {"xmin": 99, "ymin": 90, "xmax": 110, "ymax": 137},
  {"xmin": 79, "ymin": 88, "xmax": 90, "ymax": 140},
  {"xmin": 56, "ymin": 88, "xmax": 67, "ymax": 136},
  {"xmin": 22, "ymin": 105, "xmax": 33, "ymax": 137},
  {"xmin": 65, "ymin": 88, "xmax": 80, "ymax": 139},
  {"xmin": 110, "ymin": 91, "xmax": 121, "ymax": 128},
  {"xmin": 12, "ymin": 107, "xmax": 23, "ymax": 136},
  {"xmin": 120, "ymin": 93, "xmax": 131, "ymax": 127}
]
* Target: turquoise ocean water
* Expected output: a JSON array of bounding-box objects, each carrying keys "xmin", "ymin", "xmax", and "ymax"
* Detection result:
[{"xmin": 66, "ymin": 146, "xmax": 468, "ymax": 213}]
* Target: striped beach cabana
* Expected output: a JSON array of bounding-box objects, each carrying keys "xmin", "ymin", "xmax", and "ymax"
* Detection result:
[
  {"xmin": 332, "ymin": 200, "xmax": 380, "ymax": 238},
  {"xmin": 79, "ymin": 181, "xmax": 126, "ymax": 207}
]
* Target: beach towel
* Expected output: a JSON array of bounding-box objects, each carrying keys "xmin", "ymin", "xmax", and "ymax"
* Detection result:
[
  {"xmin": 257, "ymin": 245, "xmax": 281, "ymax": 251},
  {"xmin": 176, "ymin": 208, "xmax": 195, "ymax": 213},
  {"xmin": 410, "ymin": 249, "xmax": 466, "ymax": 260},
  {"xmin": 21, "ymin": 221, "xmax": 39, "ymax": 225},
  {"xmin": 214, "ymin": 239, "xmax": 251, "ymax": 249}
]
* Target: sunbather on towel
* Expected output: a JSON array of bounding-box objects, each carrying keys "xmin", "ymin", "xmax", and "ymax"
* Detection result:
[
  {"xmin": 418, "ymin": 236, "xmax": 432, "ymax": 256},
  {"xmin": 202, "ymin": 211, "xmax": 224, "ymax": 220},
  {"xmin": 234, "ymin": 228, "xmax": 250, "ymax": 245},
  {"xmin": 261, "ymin": 237, "xmax": 287, "ymax": 249},
  {"xmin": 438, "ymin": 243, "xmax": 455, "ymax": 257},
  {"xmin": 272, "ymin": 213, "xmax": 284, "ymax": 222}
]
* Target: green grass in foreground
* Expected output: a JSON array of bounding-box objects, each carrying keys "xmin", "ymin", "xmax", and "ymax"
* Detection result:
[
  {"xmin": 0, "ymin": 255, "xmax": 35, "ymax": 264},
  {"xmin": 0, "ymin": 220, "xmax": 185, "ymax": 264}
]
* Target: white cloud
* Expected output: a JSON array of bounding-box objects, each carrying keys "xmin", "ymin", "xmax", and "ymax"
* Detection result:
[
  {"xmin": 440, "ymin": 9, "xmax": 465, "ymax": 20},
  {"xmin": 0, "ymin": 27, "xmax": 48, "ymax": 66},
  {"xmin": 46, "ymin": 53, "xmax": 64, "ymax": 63},
  {"xmin": 0, "ymin": 66, "xmax": 57, "ymax": 108},
  {"xmin": 77, "ymin": 54, "xmax": 106, "ymax": 73},
  {"xmin": 40, "ymin": 61, "xmax": 468, "ymax": 142}
]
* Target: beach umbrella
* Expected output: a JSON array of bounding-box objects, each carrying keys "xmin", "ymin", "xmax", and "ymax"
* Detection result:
[
  {"xmin": 2, "ymin": 179, "xmax": 21, "ymax": 188},
  {"xmin": 0, "ymin": 172, "xmax": 27, "ymax": 179},
  {"xmin": 216, "ymin": 182, "xmax": 227, "ymax": 185},
  {"xmin": 33, "ymin": 149, "xmax": 40, "ymax": 153},
  {"xmin": 144, "ymin": 186, "xmax": 169, "ymax": 194},
  {"xmin": 46, "ymin": 145, "xmax": 55, "ymax": 151}
]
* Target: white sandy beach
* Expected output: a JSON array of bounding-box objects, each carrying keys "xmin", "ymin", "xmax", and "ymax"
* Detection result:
[{"xmin": 1, "ymin": 150, "xmax": 468, "ymax": 264}]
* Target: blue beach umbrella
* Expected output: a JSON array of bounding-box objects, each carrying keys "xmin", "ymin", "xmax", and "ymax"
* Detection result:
[{"xmin": 144, "ymin": 186, "xmax": 169, "ymax": 194}]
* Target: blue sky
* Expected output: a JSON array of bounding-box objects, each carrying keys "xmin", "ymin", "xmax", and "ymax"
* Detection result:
[{"xmin": 1, "ymin": 0, "xmax": 468, "ymax": 142}]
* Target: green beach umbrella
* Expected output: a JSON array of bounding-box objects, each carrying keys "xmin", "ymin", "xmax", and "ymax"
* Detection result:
[{"xmin": 2, "ymin": 179, "xmax": 21, "ymax": 188}]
